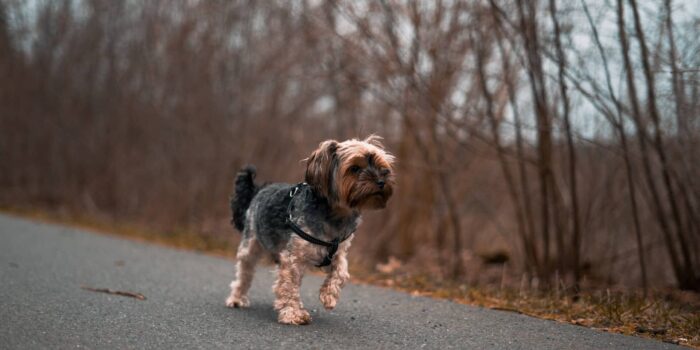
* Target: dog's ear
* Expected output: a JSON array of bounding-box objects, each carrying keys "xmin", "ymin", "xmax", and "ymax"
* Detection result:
[
  {"xmin": 364, "ymin": 134, "xmax": 386, "ymax": 149},
  {"xmin": 304, "ymin": 139, "xmax": 339, "ymax": 200},
  {"xmin": 365, "ymin": 135, "xmax": 396, "ymax": 168}
]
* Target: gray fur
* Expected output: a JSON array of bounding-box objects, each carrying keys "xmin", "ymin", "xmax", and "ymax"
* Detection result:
[{"xmin": 244, "ymin": 183, "xmax": 360, "ymax": 258}]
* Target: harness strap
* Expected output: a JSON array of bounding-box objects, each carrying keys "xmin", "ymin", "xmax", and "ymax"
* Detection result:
[{"xmin": 286, "ymin": 183, "xmax": 352, "ymax": 267}]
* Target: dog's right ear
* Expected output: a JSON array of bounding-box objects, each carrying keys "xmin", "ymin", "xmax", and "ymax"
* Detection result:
[
  {"xmin": 304, "ymin": 139, "xmax": 339, "ymax": 201},
  {"xmin": 364, "ymin": 134, "xmax": 386, "ymax": 149}
]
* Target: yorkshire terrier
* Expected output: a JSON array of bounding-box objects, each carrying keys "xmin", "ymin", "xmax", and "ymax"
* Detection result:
[{"xmin": 225, "ymin": 136, "xmax": 395, "ymax": 325}]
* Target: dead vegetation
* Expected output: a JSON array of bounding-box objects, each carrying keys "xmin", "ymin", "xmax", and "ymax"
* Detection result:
[
  {"xmin": 354, "ymin": 263, "xmax": 700, "ymax": 347},
  {"xmin": 2, "ymin": 0, "xmax": 699, "ymax": 291}
]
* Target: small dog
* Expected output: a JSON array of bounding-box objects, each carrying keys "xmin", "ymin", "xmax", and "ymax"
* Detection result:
[{"xmin": 225, "ymin": 136, "xmax": 395, "ymax": 325}]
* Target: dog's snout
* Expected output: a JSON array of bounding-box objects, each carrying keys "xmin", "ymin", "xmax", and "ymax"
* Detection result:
[{"xmin": 376, "ymin": 179, "xmax": 385, "ymax": 189}]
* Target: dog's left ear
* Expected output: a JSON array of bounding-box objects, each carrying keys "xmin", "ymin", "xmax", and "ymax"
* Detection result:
[{"xmin": 305, "ymin": 139, "xmax": 339, "ymax": 200}]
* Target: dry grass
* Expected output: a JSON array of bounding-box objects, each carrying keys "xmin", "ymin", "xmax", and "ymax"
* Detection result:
[
  {"xmin": 352, "ymin": 267, "xmax": 700, "ymax": 348},
  {"xmin": 3, "ymin": 207, "xmax": 698, "ymax": 348}
]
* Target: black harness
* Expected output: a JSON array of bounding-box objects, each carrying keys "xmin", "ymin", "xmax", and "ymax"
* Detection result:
[{"xmin": 286, "ymin": 183, "xmax": 353, "ymax": 267}]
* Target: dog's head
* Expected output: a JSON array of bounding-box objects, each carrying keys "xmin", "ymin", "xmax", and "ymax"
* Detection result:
[{"xmin": 305, "ymin": 135, "xmax": 395, "ymax": 210}]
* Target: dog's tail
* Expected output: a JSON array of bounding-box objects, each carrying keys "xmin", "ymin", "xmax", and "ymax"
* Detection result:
[{"xmin": 231, "ymin": 165, "xmax": 259, "ymax": 232}]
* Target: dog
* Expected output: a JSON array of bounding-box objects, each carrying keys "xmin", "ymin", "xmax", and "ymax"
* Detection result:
[{"xmin": 225, "ymin": 136, "xmax": 395, "ymax": 325}]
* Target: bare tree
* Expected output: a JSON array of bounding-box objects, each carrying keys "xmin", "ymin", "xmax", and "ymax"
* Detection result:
[{"xmin": 1, "ymin": 0, "xmax": 698, "ymax": 290}]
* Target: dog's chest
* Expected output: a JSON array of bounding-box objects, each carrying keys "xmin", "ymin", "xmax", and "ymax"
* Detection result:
[
  {"xmin": 301, "ymin": 214, "xmax": 359, "ymax": 241},
  {"xmin": 290, "ymin": 232, "xmax": 353, "ymax": 266},
  {"xmin": 291, "ymin": 217, "xmax": 359, "ymax": 265}
]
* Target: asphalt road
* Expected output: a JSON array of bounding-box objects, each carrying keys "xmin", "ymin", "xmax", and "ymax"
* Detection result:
[{"xmin": 0, "ymin": 214, "xmax": 680, "ymax": 349}]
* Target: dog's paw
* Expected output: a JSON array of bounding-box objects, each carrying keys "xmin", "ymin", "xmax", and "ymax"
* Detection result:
[
  {"xmin": 319, "ymin": 290, "xmax": 338, "ymax": 310},
  {"xmin": 225, "ymin": 295, "xmax": 249, "ymax": 308},
  {"xmin": 318, "ymin": 286, "xmax": 339, "ymax": 310},
  {"xmin": 278, "ymin": 307, "xmax": 312, "ymax": 325}
]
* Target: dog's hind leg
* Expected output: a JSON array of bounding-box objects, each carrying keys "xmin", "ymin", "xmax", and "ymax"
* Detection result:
[{"xmin": 226, "ymin": 236, "xmax": 262, "ymax": 308}]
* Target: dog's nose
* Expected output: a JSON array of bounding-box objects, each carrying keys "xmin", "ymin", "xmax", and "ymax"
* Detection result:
[{"xmin": 376, "ymin": 180, "xmax": 385, "ymax": 189}]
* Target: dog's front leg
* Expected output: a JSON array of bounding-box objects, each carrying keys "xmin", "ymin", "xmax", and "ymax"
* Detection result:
[
  {"xmin": 273, "ymin": 250, "xmax": 310, "ymax": 325},
  {"xmin": 319, "ymin": 239, "xmax": 351, "ymax": 310}
]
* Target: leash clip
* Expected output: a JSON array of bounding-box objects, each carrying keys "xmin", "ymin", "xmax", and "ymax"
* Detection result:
[{"xmin": 289, "ymin": 182, "xmax": 307, "ymax": 198}]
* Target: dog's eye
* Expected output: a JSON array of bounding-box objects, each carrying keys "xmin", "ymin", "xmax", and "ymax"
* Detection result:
[
  {"xmin": 349, "ymin": 165, "xmax": 362, "ymax": 174},
  {"xmin": 380, "ymin": 168, "xmax": 390, "ymax": 176}
]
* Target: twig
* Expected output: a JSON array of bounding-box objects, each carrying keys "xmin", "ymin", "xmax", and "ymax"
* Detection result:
[{"xmin": 81, "ymin": 285, "xmax": 146, "ymax": 300}]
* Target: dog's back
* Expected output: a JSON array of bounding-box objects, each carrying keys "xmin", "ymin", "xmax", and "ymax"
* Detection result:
[{"xmin": 244, "ymin": 183, "xmax": 295, "ymax": 251}]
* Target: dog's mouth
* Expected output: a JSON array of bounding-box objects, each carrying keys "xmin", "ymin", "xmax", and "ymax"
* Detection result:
[
  {"xmin": 366, "ymin": 190, "xmax": 391, "ymax": 202},
  {"xmin": 346, "ymin": 182, "xmax": 393, "ymax": 209},
  {"xmin": 350, "ymin": 191, "xmax": 390, "ymax": 208}
]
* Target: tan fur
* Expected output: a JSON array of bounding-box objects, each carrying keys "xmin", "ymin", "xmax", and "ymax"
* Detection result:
[
  {"xmin": 274, "ymin": 248, "xmax": 310, "ymax": 325},
  {"xmin": 319, "ymin": 236, "xmax": 352, "ymax": 310},
  {"xmin": 226, "ymin": 237, "xmax": 263, "ymax": 308},
  {"xmin": 335, "ymin": 137, "xmax": 395, "ymax": 210},
  {"xmin": 272, "ymin": 236, "xmax": 353, "ymax": 323},
  {"xmin": 305, "ymin": 140, "xmax": 339, "ymax": 201}
]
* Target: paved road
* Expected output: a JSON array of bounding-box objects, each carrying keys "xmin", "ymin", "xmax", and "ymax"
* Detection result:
[{"xmin": 0, "ymin": 214, "xmax": 679, "ymax": 349}]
